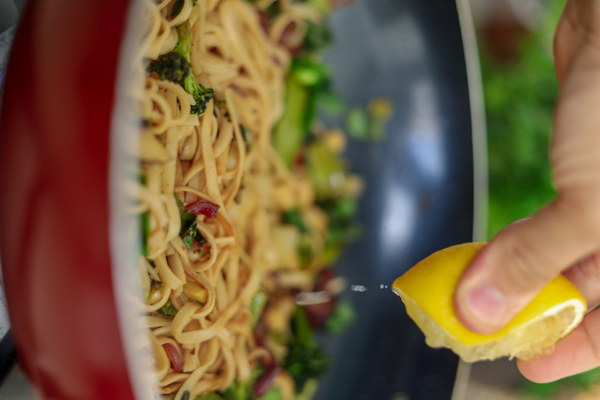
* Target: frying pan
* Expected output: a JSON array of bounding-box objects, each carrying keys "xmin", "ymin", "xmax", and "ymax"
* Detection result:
[{"xmin": 0, "ymin": 0, "xmax": 486, "ymax": 399}]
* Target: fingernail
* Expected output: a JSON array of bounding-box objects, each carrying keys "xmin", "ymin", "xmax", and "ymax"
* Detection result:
[{"xmin": 466, "ymin": 285, "xmax": 508, "ymax": 327}]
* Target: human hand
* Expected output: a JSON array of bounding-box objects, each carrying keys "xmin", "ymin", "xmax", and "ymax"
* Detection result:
[{"xmin": 454, "ymin": 0, "xmax": 600, "ymax": 383}]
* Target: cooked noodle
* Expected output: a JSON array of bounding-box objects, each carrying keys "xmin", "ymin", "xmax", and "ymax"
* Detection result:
[{"xmin": 134, "ymin": 0, "xmax": 359, "ymax": 398}]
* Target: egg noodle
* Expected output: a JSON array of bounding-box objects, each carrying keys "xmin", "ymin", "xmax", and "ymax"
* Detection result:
[{"xmin": 133, "ymin": 0, "xmax": 359, "ymax": 399}]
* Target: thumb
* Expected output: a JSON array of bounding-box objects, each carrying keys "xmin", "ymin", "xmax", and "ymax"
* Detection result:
[{"xmin": 454, "ymin": 197, "xmax": 600, "ymax": 334}]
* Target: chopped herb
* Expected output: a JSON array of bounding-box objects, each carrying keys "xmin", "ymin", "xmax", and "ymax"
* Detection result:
[
  {"xmin": 182, "ymin": 233, "xmax": 194, "ymax": 249},
  {"xmin": 180, "ymin": 215, "xmax": 208, "ymax": 250},
  {"xmin": 180, "ymin": 211, "xmax": 197, "ymax": 235},
  {"xmin": 177, "ymin": 196, "xmax": 209, "ymax": 250},
  {"xmin": 175, "ymin": 194, "xmax": 185, "ymax": 213}
]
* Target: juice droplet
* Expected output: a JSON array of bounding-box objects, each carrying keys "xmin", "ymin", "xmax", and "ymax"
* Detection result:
[
  {"xmin": 379, "ymin": 284, "xmax": 389, "ymax": 290},
  {"xmin": 351, "ymin": 285, "xmax": 368, "ymax": 292}
]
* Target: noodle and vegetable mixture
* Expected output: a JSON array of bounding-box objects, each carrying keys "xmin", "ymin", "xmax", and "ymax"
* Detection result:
[{"xmin": 137, "ymin": 0, "xmax": 360, "ymax": 398}]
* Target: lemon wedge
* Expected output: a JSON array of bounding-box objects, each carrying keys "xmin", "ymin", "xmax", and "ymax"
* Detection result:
[{"xmin": 392, "ymin": 242, "xmax": 587, "ymax": 362}]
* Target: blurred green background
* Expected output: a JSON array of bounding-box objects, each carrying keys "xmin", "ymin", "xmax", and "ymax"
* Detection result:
[{"xmin": 480, "ymin": 0, "xmax": 561, "ymax": 238}]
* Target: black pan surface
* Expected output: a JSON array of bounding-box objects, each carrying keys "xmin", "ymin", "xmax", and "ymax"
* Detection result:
[{"xmin": 315, "ymin": 1, "xmax": 481, "ymax": 399}]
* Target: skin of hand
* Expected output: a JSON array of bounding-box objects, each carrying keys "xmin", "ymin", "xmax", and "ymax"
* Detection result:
[{"xmin": 454, "ymin": 0, "xmax": 600, "ymax": 383}]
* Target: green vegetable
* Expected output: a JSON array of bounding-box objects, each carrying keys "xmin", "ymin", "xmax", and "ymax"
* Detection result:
[
  {"xmin": 325, "ymin": 196, "xmax": 356, "ymax": 221},
  {"xmin": 283, "ymin": 307, "xmax": 329, "ymax": 390},
  {"xmin": 180, "ymin": 213, "xmax": 206, "ymax": 250},
  {"xmin": 325, "ymin": 300, "xmax": 355, "ymax": 333},
  {"xmin": 282, "ymin": 208, "xmax": 309, "ymax": 234},
  {"xmin": 140, "ymin": 211, "xmax": 150, "ymax": 256},
  {"xmin": 147, "ymin": 22, "xmax": 213, "ymax": 114},
  {"xmin": 194, "ymin": 392, "xmax": 224, "ymax": 400},
  {"xmin": 171, "ymin": 0, "xmax": 185, "ymax": 18},
  {"xmin": 177, "ymin": 196, "xmax": 208, "ymax": 250},
  {"xmin": 290, "ymin": 57, "xmax": 329, "ymax": 87},
  {"xmin": 250, "ymin": 290, "xmax": 268, "ymax": 327},
  {"xmin": 317, "ymin": 197, "xmax": 359, "ymax": 263},
  {"xmin": 325, "ymin": 198, "xmax": 359, "ymax": 244},
  {"xmin": 220, "ymin": 376, "xmax": 251, "ymax": 400},
  {"xmin": 345, "ymin": 107, "xmax": 370, "ymax": 140},
  {"xmin": 316, "ymin": 91, "xmax": 344, "ymax": 117},
  {"xmin": 273, "ymin": 57, "xmax": 332, "ymax": 165},
  {"xmin": 320, "ymin": 241, "xmax": 342, "ymax": 265},
  {"xmin": 257, "ymin": 387, "xmax": 283, "ymax": 400},
  {"xmin": 306, "ymin": 140, "xmax": 345, "ymax": 198},
  {"xmin": 264, "ymin": 1, "xmax": 282, "ymax": 19},
  {"xmin": 294, "ymin": 379, "xmax": 318, "ymax": 400},
  {"xmin": 158, "ymin": 300, "xmax": 178, "ymax": 317},
  {"xmin": 147, "ymin": 52, "xmax": 190, "ymax": 87},
  {"xmin": 273, "ymin": 75, "xmax": 310, "ymax": 165},
  {"xmin": 297, "ymin": 238, "xmax": 313, "ymax": 268},
  {"xmin": 303, "ymin": 20, "xmax": 332, "ymax": 54},
  {"xmin": 298, "ymin": 0, "xmax": 331, "ymax": 16}
]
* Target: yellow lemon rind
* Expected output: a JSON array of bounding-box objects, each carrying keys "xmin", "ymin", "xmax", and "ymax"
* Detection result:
[{"xmin": 397, "ymin": 290, "xmax": 585, "ymax": 363}]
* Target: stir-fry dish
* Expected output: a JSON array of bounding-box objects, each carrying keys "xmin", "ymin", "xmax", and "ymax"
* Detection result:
[{"xmin": 136, "ymin": 0, "xmax": 360, "ymax": 398}]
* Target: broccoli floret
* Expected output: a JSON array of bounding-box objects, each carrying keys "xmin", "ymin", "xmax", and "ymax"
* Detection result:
[
  {"xmin": 182, "ymin": 72, "xmax": 214, "ymax": 115},
  {"xmin": 284, "ymin": 341, "xmax": 328, "ymax": 390},
  {"xmin": 147, "ymin": 22, "xmax": 213, "ymax": 114},
  {"xmin": 158, "ymin": 300, "xmax": 178, "ymax": 317},
  {"xmin": 147, "ymin": 52, "xmax": 190, "ymax": 86},
  {"xmin": 283, "ymin": 307, "xmax": 329, "ymax": 390},
  {"xmin": 303, "ymin": 20, "xmax": 332, "ymax": 54}
]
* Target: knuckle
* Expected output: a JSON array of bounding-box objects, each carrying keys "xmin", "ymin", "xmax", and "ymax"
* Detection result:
[{"xmin": 559, "ymin": 195, "xmax": 600, "ymax": 239}]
